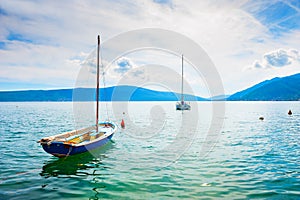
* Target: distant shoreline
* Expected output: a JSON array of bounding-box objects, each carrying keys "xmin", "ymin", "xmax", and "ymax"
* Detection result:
[
  {"xmin": 1, "ymin": 72, "xmax": 300, "ymax": 101},
  {"xmin": 0, "ymin": 100, "xmax": 300, "ymax": 102}
]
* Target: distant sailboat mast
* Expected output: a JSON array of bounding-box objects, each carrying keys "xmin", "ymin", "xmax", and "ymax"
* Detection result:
[
  {"xmin": 176, "ymin": 54, "xmax": 190, "ymax": 110},
  {"xmin": 181, "ymin": 54, "xmax": 184, "ymax": 105},
  {"xmin": 96, "ymin": 35, "xmax": 100, "ymax": 132}
]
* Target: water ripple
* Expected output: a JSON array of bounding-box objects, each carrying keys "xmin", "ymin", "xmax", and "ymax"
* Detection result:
[{"xmin": 0, "ymin": 102, "xmax": 300, "ymax": 199}]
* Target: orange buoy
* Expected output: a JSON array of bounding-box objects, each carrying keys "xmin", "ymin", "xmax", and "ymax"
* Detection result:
[
  {"xmin": 288, "ymin": 110, "xmax": 292, "ymax": 115},
  {"xmin": 121, "ymin": 119, "xmax": 125, "ymax": 129}
]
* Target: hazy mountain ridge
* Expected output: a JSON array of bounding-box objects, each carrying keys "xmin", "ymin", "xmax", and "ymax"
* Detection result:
[
  {"xmin": 228, "ymin": 73, "xmax": 300, "ymax": 101},
  {"xmin": 0, "ymin": 86, "xmax": 206, "ymax": 102},
  {"xmin": 1, "ymin": 73, "xmax": 300, "ymax": 101}
]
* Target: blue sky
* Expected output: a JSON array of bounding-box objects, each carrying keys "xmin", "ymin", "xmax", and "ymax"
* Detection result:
[
  {"xmin": 243, "ymin": 0, "xmax": 300, "ymax": 36},
  {"xmin": 0, "ymin": 0, "xmax": 300, "ymax": 96}
]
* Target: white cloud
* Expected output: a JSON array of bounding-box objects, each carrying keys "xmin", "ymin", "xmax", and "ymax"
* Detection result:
[
  {"xmin": 0, "ymin": 0, "xmax": 300, "ymax": 94},
  {"xmin": 114, "ymin": 57, "xmax": 135, "ymax": 74},
  {"xmin": 0, "ymin": 40, "xmax": 81, "ymax": 88},
  {"xmin": 251, "ymin": 49, "xmax": 300, "ymax": 69}
]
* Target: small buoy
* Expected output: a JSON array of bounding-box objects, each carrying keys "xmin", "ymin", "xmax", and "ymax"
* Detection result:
[
  {"xmin": 121, "ymin": 119, "xmax": 125, "ymax": 129},
  {"xmin": 288, "ymin": 110, "xmax": 292, "ymax": 115},
  {"xmin": 259, "ymin": 116, "xmax": 264, "ymax": 120}
]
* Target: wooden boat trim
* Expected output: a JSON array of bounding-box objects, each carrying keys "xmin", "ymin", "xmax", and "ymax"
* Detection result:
[{"xmin": 38, "ymin": 122, "xmax": 116, "ymax": 147}]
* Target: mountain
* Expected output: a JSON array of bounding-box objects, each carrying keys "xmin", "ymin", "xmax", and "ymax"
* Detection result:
[
  {"xmin": 228, "ymin": 73, "xmax": 300, "ymax": 101},
  {"xmin": 209, "ymin": 94, "xmax": 230, "ymax": 101},
  {"xmin": 0, "ymin": 89, "xmax": 73, "ymax": 102},
  {"xmin": 0, "ymin": 85, "xmax": 206, "ymax": 102},
  {"xmin": 2, "ymin": 73, "xmax": 300, "ymax": 102}
]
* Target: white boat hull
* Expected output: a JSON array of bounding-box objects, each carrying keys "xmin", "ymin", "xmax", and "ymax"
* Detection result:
[{"xmin": 176, "ymin": 102, "xmax": 191, "ymax": 110}]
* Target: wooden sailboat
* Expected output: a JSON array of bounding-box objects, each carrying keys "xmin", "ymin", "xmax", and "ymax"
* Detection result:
[
  {"xmin": 176, "ymin": 55, "xmax": 191, "ymax": 111},
  {"xmin": 38, "ymin": 35, "xmax": 117, "ymax": 157}
]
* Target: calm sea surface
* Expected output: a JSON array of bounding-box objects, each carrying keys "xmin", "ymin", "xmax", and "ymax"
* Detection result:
[{"xmin": 0, "ymin": 102, "xmax": 299, "ymax": 199}]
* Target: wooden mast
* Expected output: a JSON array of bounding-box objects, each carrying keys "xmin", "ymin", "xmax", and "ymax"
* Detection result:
[{"xmin": 96, "ymin": 35, "xmax": 100, "ymax": 132}]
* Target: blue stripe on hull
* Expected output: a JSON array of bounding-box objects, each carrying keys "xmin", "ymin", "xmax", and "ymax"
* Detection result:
[{"xmin": 42, "ymin": 134, "xmax": 114, "ymax": 157}]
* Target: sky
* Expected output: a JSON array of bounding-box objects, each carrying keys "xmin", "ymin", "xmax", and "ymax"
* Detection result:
[{"xmin": 1, "ymin": 0, "xmax": 300, "ymax": 97}]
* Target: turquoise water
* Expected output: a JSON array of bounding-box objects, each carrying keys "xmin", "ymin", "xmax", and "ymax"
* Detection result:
[{"xmin": 0, "ymin": 102, "xmax": 299, "ymax": 199}]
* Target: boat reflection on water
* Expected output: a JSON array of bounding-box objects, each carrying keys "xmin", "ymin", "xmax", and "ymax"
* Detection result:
[{"xmin": 40, "ymin": 142, "xmax": 113, "ymax": 178}]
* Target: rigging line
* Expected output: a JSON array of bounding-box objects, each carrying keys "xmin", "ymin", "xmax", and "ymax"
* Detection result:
[{"xmin": 100, "ymin": 45, "xmax": 110, "ymax": 121}]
